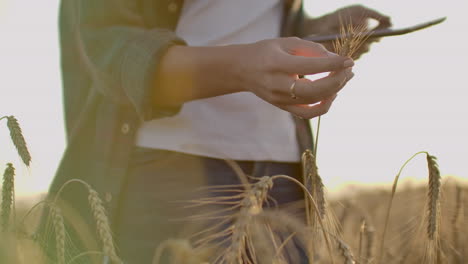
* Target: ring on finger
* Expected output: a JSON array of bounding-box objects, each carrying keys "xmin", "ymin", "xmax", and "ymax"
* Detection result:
[{"xmin": 289, "ymin": 78, "xmax": 299, "ymax": 99}]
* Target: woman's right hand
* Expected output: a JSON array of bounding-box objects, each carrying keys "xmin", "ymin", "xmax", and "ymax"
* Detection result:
[
  {"xmin": 231, "ymin": 37, "xmax": 354, "ymax": 119},
  {"xmin": 155, "ymin": 37, "xmax": 354, "ymax": 119}
]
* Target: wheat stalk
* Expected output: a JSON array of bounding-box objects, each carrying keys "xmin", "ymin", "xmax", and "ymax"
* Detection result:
[
  {"xmin": 1, "ymin": 163, "xmax": 15, "ymax": 232},
  {"xmin": 223, "ymin": 176, "xmax": 273, "ymax": 264},
  {"xmin": 185, "ymin": 176, "xmax": 274, "ymax": 264},
  {"xmin": 271, "ymin": 174, "xmax": 336, "ymax": 264},
  {"xmin": 301, "ymin": 149, "xmax": 342, "ymax": 263},
  {"xmin": 302, "ymin": 149, "xmax": 326, "ymax": 223},
  {"xmin": 358, "ymin": 220, "xmax": 365, "ymax": 262},
  {"xmin": 188, "ymin": 174, "xmax": 337, "ymax": 264},
  {"xmin": 451, "ymin": 184, "xmax": 464, "ymax": 263},
  {"xmin": 1, "ymin": 116, "xmax": 31, "ymax": 166},
  {"xmin": 365, "ymin": 224, "xmax": 375, "ymax": 264},
  {"xmin": 378, "ymin": 150, "xmax": 428, "ymax": 263}
]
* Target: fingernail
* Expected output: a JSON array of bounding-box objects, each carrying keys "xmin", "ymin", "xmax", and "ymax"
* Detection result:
[{"xmin": 343, "ymin": 59, "xmax": 354, "ymax": 68}]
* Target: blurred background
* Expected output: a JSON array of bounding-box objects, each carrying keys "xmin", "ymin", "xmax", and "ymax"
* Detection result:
[{"xmin": 0, "ymin": 0, "xmax": 466, "ymax": 198}]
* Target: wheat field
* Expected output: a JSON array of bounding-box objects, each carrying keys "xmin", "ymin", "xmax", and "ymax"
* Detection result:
[{"xmin": 1, "ymin": 115, "xmax": 467, "ymax": 264}]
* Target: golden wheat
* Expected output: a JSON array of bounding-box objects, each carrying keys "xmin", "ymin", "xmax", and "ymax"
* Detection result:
[
  {"xmin": 302, "ymin": 149, "xmax": 325, "ymax": 221},
  {"xmin": 48, "ymin": 203, "xmax": 65, "ymax": 264},
  {"xmin": 222, "ymin": 176, "xmax": 273, "ymax": 264},
  {"xmin": 2, "ymin": 113, "xmax": 466, "ymax": 264},
  {"xmin": 423, "ymin": 154, "xmax": 441, "ymax": 264},
  {"xmin": 87, "ymin": 188, "xmax": 120, "ymax": 264},
  {"xmin": 426, "ymin": 154, "xmax": 441, "ymax": 241},
  {"xmin": 51, "ymin": 179, "xmax": 121, "ymax": 264},
  {"xmin": 1, "ymin": 163, "xmax": 15, "ymax": 231}
]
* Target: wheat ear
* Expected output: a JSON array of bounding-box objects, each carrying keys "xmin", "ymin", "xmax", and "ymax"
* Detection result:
[
  {"xmin": 189, "ymin": 176, "xmax": 274, "ymax": 264},
  {"xmin": 2, "ymin": 116, "xmax": 31, "ymax": 166},
  {"xmin": 48, "ymin": 203, "xmax": 65, "ymax": 264},
  {"xmin": 224, "ymin": 176, "xmax": 273, "ymax": 264},
  {"xmin": 424, "ymin": 154, "xmax": 442, "ymax": 264},
  {"xmin": 53, "ymin": 179, "xmax": 121, "ymax": 263},
  {"xmin": 302, "ymin": 149, "xmax": 326, "ymax": 223},
  {"xmin": 333, "ymin": 15, "xmax": 372, "ymax": 58},
  {"xmin": 87, "ymin": 188, "xmax": 121, "ymax": 264},
  {"xmin": 426, "ymin": 154, "xmax": 441, "ymax": 240},
  {"xmin": 1, "ymin": 163, "xmax": 15, "ymax": 231},
  {"xmin": 271, "ymin": 175, "xmax": 336, "ymax": 264}
]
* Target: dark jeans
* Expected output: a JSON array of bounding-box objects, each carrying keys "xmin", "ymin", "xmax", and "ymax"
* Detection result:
[{"xmin": 114, "ymin": 147, "xmax": 306, "ymax": 264}]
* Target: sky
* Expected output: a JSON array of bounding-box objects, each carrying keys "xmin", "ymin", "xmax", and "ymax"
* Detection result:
[{"xmin": 0, "ymin": 0, "xmax": 467, "ymax": 197}]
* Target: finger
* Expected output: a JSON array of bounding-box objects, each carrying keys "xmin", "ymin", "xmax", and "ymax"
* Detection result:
[
  {"xmin": 281, "ymin": 37, "xmax": 331, "ymax": 57},
  {"xmin": 277, "ymin": 37, "xmax": 353, "ymax": 75},
  {"xmin": 280, "ymin": 96, "xmax": 337, "ymax": 119},
  {"xmin": 273, "ymin": 70, "xmax": 352, "ymax": 105},
  {"xmin": 362, "ymin": 9, "xmax": 391, "ymax": 28},
  {"xmin": 323, "ymin": 93, "xmax": 339, "ymax": 103},
  {"xmin": 349, "ymin": 5, "xmax": 392, "ymax": 27},
  {"xmin": 291, "ymin": 69, "xmax": 353, "ymax": 103},
  {"xmin": 280, "ymin": 55, "xmax": 354, "ymax": 76}
]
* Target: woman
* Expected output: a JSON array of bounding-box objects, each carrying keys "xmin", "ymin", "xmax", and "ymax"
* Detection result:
[{"xmin": 43, "ymin": 0, "xmax": 390, "ymax": 263}]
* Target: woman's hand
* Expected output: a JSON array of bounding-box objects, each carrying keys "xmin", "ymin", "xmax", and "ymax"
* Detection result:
[
  {"xmin": 303, "ymin": 5, "xmax": 392, "ymax": 59},
  {"xmin": 155, "ymin": 37, "xmax": 354, "ymax": 119},
  {"xmin": 231, "ymin": 37, "xmax": 354, "ymax": 118}
]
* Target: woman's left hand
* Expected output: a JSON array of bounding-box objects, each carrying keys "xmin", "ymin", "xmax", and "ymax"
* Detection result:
[{"xmin": 303, "ymin": 5, "xmax": 392, "ymax": 59}]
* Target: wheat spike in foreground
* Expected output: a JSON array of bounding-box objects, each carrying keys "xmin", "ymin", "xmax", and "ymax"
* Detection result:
[
  {"xmin": 426, "ymin": 154, "xmax": 441, "ymax": 241},
  {"xmin": 1, "ymin": 163, "xmax": 15, "ymax": 231},
  {"xmin": 4, "ymin": 116, "xmax": 31, "ymax": 167},
  {"xmin": 302, "ymin": 149, "xmax": 326, "ymax": 222},
  {"xmin": 48, "ymin": 203, "xmax": 65, "ymax": 264},
  {"xmin": 424, "ymin": 154, "xmax": 442, "ymax": 264},
  {"xmin": 222, "ymin": 176, "xmax": 273, "ymax": 264},
  {"xmin": 333, "ymin": 16, "xmax": 371, "ymax": 58},
  {"xmin": 51, "ymin": 179, "xmax": 122, "ymax": 264},
  {"xmin": 87, "ymin": 188, "xmax": 121, "ymax": 264}
]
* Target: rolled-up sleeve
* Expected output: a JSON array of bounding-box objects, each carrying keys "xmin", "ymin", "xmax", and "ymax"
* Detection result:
[
  {"xmin": 120, "ymin": 28, "xmax": 185, "ymax": 121},
  {"xmin": 62, "ymin": 0, "xmax": 186, "ymax": 121}
]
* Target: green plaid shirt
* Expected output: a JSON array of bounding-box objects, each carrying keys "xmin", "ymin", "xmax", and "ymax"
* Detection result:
[{"xmin": 46, "ymin": 0, "xmax": 311, "ymax": 252}]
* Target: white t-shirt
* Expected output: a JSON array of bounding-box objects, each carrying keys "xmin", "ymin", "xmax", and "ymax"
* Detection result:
[{"xmin": 136, "ymin": 0, "xmax": 300, "ymax": 162}]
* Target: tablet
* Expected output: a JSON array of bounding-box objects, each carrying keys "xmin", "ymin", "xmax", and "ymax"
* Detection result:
[{"xmin": 303, "ymin": 17, "xmax": 446, "ymax": 43}]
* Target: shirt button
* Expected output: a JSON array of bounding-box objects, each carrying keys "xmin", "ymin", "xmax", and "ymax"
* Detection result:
[
  {"xmin": 168, "ymin": 2, "xmax": 178, "ymax": 13},
  {"xmin": 121, "ymin": 123, "xmax": 130, "ymax": 134},
  {"xmin": 105, "ymin": 192, "xmax": 112, "ymax": 203}
]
